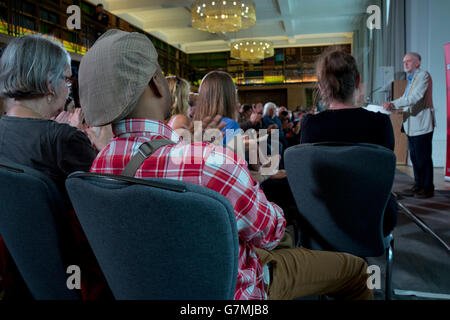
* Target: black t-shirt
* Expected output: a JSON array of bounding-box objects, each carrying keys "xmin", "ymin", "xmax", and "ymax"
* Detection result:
[
  {"xmin": 0, "ymin": 115, "xmax": 96, "ymax": 193},
  {"xmin": 0, "ymin": 117, "xmax": 107, "ymax": 299},
  {"xmin": 299, "ymin": 108, "xmax": 395, "ymax": 151}
]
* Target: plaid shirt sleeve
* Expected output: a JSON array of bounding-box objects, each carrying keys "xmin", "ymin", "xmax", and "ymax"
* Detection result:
[{"xmin": 201, "ymin": 143, "xmax": 286, "ymax": 250}]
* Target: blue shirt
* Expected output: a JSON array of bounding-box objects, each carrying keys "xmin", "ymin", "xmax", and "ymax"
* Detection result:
[
  {"xmin": 403, "ymin": 69, "xmax": 418, "ymax": 96},
  {"xmin": 262, "ymin": 115, "xmax": 285, "ymax": 139},
  {"xmin": 220, "ymin": 117, "xmax": 241, "ymax": 145}
]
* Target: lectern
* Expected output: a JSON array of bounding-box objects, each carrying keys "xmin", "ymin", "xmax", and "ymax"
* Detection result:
[{"xmin": 390, "ymin": 80, "xmax": 408, "ymax": 164}]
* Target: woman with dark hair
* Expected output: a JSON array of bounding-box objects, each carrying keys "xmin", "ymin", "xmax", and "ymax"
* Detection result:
[{"xmin": 299, "ymin": 48, "xmax": 397, "ymax": 235}]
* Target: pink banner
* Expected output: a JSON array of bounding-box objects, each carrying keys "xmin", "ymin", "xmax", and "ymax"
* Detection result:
[{"xmin": 445, "ymin": 43, "xmax": 450, "ymax": 180}]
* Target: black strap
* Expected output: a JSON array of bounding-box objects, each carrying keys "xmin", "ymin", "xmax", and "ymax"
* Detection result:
[
  {"xmin": 69, "ymin": 172, "xmax": 187, "ymax": 193},
  {"xmin": 121, "ymin": 139, "xmax": 175, "ymax": 177}
]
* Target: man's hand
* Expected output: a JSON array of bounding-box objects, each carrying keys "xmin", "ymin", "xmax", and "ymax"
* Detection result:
[
  {"xmin": 84, "ymin": 125, "xmax": 113, "ymax": 152},
  {"xmin": 382, "ymin": 102, "xmax": 395, "ymax": 111}
]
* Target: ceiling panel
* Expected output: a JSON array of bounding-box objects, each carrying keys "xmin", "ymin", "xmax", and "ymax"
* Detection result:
[{"xmin": 100, "ymin": 0, "xmax": 369, "ymax": 53}]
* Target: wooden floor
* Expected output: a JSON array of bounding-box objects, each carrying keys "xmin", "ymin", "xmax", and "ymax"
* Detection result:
[{"xmin": 396, "ymin": 165, "xmax": 450, "ymax": 191}]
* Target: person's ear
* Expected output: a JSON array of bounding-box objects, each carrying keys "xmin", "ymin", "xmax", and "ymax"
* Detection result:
[
  {"xmin": 46, "ymin": 82, "xmax": 55, "ymax": 96},
  {"xmin": 46, "ymin": 83, "xmax": 55, "ymax": 103},
  {"xmin": 148, "ymin": 75, "xmax": 163, "ymax": 98}
]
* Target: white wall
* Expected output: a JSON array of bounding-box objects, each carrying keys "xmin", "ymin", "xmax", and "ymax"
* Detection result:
[{"xmin": 405, "ymin": 0, "xmax": 450, "ymax": 167}]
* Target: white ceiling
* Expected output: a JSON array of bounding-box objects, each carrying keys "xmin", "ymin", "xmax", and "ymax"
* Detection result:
[{"xmin": 100, "ymin": 0, "xmax": 368, "ymax": 54}]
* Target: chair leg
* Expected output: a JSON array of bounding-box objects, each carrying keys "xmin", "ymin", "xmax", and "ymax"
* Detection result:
[
  {"xmin": 397, "ymin": 200, "xmax": 450, "ymax": 253},
  {"xmin": 385, "ymin": 238, "xmax": 394, "ymax": 300}
]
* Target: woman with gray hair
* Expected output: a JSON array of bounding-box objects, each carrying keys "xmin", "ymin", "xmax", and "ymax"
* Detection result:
[
  {"xmin": 0, "ymin": 35, "xmax": 111, "ymax": 300},
  {"xmin": 0, "ymin": 34, "xmax": 96, "ymax": 189}
]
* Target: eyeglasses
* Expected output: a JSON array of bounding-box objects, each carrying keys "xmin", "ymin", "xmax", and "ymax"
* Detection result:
[{"xmin": 62, "ymin": 76, "xmax": 73, "ymax": 87}]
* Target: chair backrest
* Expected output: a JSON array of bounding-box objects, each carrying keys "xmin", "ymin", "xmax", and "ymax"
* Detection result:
[
  {"xmin": 65, "ymin": 172, "xmax": 239, "ymax": 300},
  {"xmin": 0, "ymin": 160, "xmax": 80, "ymax": 299},
  {"xmin": 284, "ymin": 142, "xmax": 396, "ymax": 257}
]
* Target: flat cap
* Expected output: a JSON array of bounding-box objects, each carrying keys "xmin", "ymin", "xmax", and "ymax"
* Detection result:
[{"xmin": 79, "ymin": 29, "xmax": 158, "ymax": 126}]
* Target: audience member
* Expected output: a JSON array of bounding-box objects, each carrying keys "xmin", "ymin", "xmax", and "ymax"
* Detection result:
[
  {"xmin": 92, "ymin": 4, "xmax": 109, "ymax": 40},
  {"xmin": 238, "ymin": 104, "xmax": 264, "ymax": 132},
  {"xmin": 262, "ymin": 102, "xmax": 287, "ymax": 167},
  {"xmin": 262, "ymin": 102, "xmax": 280, "ymax": 132},
  {"xmin": 0, "ymin": 35, "xmax": 112, "ymax": 299},
  {"xmin": 251, "ymin": 102, "xmax": 265, "ymax": 130},
  {"xmin": 165, "ymin": 76, "xmax": 191, "ymax": 131},
  {"xmin": 276, "ymin": 106, "xmax": 288, "ymax": 118},
  {"xmin": 79, "ymin": 29, "xmax": 372, "ymax": 301},
  {"xmin": 278, "ymin": 110, "xmax": 299, "ymax": 147},
  {"xmin": 194, "ymin": 71, "xmax": 241, "ymax": 146},
  {"xmin": 93, "ymin": 3, "xmax": 109, "ymax": 26},
  {"xmin": 188, "ymin": 92, "xmax": 198, "ymax": 119},
  {"xmin": 238, "ymin": 104, "xmax": 253, "ymax": 131},
  {"xmin": 299, "ymin": 48, "xmax": 398, "ymax": 236}
]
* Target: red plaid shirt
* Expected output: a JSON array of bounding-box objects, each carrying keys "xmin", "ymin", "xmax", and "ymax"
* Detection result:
[{"xmin": 90, "ymin": 119, "xmax": 286, "ymax": 300}]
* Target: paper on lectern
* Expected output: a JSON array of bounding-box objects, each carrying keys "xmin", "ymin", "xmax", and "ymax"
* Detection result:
[{"xmin": 363, "ymin": 104, "xmax": 391, "ymax": 115}]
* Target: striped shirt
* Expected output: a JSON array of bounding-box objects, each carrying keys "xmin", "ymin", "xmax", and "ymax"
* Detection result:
[{"xmin": 90, "ymin": 118, "xmax": 286, "ymax": 300}]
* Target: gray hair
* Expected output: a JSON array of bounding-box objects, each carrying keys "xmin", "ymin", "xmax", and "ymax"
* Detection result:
[
  {"xmin": 0, "ymin": 35, "xmax": 70, "ymax": 99},
  {"xmin": 406, "ymin": 52, "xmax": 421, "ymax": 62},
  {"xmin": 263, "ymin": 102, "xmax": 276, "ymax": 116}
]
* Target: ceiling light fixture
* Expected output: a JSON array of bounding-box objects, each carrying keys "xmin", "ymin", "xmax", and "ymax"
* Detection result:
[
  {"xmin": 230, "ymin": 40, "xmax": 274, "ymax": 63},
  {"xmin": 191, "ymin": 0, "xmax": 256, "ymax": 34}
]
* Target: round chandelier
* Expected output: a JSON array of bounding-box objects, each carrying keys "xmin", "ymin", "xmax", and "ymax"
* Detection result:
[
  {"xmin": 191, "ymin": 0, "xmax": 256, "ymax": 34},
  {"xmin": 230, "ymin": 40, "xmax": 274, "ymax": 63}
]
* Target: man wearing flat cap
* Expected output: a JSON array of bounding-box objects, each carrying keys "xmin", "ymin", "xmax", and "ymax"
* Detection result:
[{"xmin": 79, "ymin": 29, "xmax": 373, "ymax": 300}]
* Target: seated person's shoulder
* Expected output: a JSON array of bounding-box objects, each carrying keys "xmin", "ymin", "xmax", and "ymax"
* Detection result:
[
  {"xmin": 53, "ymin": 121, "xmax": 84, "ymax": 138},
  {"xmin": 359, "ymin": 107, "xmax": 391, "ymax": 123},
  {"xmin": 52, "ymin": 122, "xmax": 94, "ymax": 152},
  {"xmin": 221, "ymin": 117, "xmax": 240, "ymax": 130},
  {"xmin": 301, "ymin": 112, "xmax": 322, "ymax": 125},
  {"xmin": 170, "ymin": 114, "xmax": 191, "ymax": 130}
]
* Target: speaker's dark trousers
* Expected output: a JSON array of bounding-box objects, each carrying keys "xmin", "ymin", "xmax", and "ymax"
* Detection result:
[{"xmin": 407, "ymin": 131, "xmax": 434, "ymax": 191}]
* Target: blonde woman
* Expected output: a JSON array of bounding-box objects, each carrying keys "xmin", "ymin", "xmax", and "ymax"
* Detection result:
[{"xmin": 165, "ymin": 76, "xmax": 191, "ymax": 130}]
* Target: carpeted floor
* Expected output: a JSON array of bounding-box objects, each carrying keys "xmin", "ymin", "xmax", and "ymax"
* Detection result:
[{"xmin": 367, "ymin": 170, "xmax": 450, "ymax": 300}]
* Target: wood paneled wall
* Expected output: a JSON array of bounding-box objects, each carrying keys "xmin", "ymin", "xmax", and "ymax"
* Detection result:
[{"xmin": 237, "ymin": 84, "xmax": 316, "ymax": 109}]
